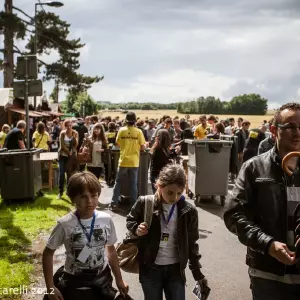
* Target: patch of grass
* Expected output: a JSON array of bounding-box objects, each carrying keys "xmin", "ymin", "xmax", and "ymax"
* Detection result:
[{"xmin": 0, "ymin": 191, "xmax": 73, "ymax": 298}]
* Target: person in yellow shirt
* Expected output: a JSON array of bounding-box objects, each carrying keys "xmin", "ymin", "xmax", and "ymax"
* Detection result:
[
  {"xmin": 109, "ymin": 112, "xmax": 145, "ymax": 211},
  {"xmin": 32, "ymin": 122, "xmax": 51, "ymax": 151},
  {"xmin": 194, "ymin": 115, "xmax": 211, "ymax": 140},
  {"xmin": 0, "ymin": 124, "xmax": 10, "ymax": 149}
]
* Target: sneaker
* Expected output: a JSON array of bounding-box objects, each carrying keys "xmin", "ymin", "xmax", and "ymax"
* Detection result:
[{"xmin": 57, "ymin": 193, "xmax": 63, "ymax": 199}]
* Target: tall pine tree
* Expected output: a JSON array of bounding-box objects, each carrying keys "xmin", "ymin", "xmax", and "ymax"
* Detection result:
[{"xmin": 0, "ymin": 7, "xmax": 103, "ymax": 99}]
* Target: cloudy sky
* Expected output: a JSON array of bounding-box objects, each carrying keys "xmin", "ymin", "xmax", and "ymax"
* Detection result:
[{"xmin": 2, "ymin": 0, "xmax": 300, "ymax": 108}]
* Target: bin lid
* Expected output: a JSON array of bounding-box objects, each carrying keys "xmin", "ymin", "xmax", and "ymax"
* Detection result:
[
  {"xmin": 219, "ymin": 134, "xmax": 237, "ymax": 141},
  {"xmin": 0, "ymin": 148, "xmax": 43, "ymax": 156},
  {"xmin": 184, "ymin": 139, "xmax": 233, "ymax": 145}
]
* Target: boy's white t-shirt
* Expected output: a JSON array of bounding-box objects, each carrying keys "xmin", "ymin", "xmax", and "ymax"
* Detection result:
[{"xmin": 47, "ymin": 210, "xmax": 117, "ymax": 276}]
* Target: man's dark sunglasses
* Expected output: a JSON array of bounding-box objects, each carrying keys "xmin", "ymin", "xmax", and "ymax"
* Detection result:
[{"xmin": 277, "ymin": 123, "xmax": 300, "ymax": 130}]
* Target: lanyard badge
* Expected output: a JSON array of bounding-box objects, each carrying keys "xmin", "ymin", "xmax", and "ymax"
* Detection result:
[
  {"xmin": 75, "ymin": 211, "xmax": 96, "ymax": 264},
  {"xmin": 160, "ymin": 204, "xmax": 176, "ymax": 247},
  {"xmin": 75, "ymin": 211, "xmax": 96, "ymax": 247}
]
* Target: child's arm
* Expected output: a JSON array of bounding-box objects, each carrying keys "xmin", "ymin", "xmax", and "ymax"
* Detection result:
[
  {"xmin": 42, "ymin": 247, "xmax": 55, "ymax": 292},
  {"xmin": 42, "ymin": 247, "xmax": 64, "ymax": 300},
  {"xmin": 106, "ymin": 245, "xmax": 128, "ymax": 297}
]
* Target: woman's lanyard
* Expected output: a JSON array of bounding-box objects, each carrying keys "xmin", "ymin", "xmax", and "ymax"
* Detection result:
[
  {"xmin": 75, "ymin": 211, "xmax": 96, "ymax": 247},
  {"xmin": 161, "ymin": 204, "xmax": 176, "ymax": 229}
]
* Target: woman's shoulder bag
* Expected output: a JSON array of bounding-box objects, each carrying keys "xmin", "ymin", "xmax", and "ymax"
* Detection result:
[{"xmin": 116, "ymin": 195, "xmax": 155, "ymax": 274}]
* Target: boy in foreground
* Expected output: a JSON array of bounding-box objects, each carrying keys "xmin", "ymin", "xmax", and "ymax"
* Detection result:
[{"xmin": 43, "ymin": 171, "xmax": 128, "ymax": 300}]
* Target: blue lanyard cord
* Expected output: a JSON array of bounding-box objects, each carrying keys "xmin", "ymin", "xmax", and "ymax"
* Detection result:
[
  {"xmin": 161, "ymin": 204, "xmax": 176, "ymax": 227},
  {"xmin": 75, "ymin": 211, "xmax": 96, "ymax": 243}
]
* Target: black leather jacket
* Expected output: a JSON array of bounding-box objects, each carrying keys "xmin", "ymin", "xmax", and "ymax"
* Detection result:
[
  {"xmin": 126, "ymin": 195, "xmax": 204, "ymax": 282},
  {"xmin": 224, "ymin": 148, "xmax": 300, "ymax": 275}
]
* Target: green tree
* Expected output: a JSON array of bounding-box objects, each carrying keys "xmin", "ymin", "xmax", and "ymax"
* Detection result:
[
  {"xmin": 0, "ymin": 7, "xmax": 103, "ymax": 94},
  {"xmin": 229, "ymin": 94, "xmax": 268, "ymax": 115}
]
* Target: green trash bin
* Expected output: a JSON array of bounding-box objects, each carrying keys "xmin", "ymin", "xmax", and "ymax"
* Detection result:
[{"xmin": 0, "ymin": 148, "xmax": 43, "ymax": 202}]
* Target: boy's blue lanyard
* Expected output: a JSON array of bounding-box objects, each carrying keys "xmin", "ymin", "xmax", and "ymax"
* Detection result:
[
  {"xmin": 161, "ymin": 204, "xmax": 176, "ymax": 228},
  {"xmin": 75, "ymin": 211, "xmax": 96, "ymax": 245}
]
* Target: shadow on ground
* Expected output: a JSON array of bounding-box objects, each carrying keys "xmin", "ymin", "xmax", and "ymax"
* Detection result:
[{"xmin": 0, "ymin": 193, "xmax": 72, "ymax": 265}]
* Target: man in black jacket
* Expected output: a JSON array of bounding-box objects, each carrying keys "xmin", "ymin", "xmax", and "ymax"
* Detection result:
[{"xmin": 224, "ymin": 102, "xmax": 300, "ymax": 300}]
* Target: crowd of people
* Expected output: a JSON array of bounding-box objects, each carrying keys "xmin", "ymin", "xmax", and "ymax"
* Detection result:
[
  {"xmin": 1, "ymin": 104, "xmax": 299, "ymax": 300},
  {"xmin": 0, "ymin": 111, "xmax": 273, "ymax": 191}
]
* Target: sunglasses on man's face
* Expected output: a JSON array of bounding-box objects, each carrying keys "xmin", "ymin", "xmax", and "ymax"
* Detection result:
[{"xmin": 277, "ymin": 123, "xmax": 300, "ymax": 131}]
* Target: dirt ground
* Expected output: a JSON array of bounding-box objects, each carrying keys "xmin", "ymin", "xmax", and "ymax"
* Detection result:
[{"xmin": 99, "ymin": 109, "xmax": 274, "ymax": 129}]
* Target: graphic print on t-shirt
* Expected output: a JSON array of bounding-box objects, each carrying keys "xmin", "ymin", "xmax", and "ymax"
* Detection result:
[{"xmin": 68, "ymin": 224, "xmax": 108, "ymax": 275}]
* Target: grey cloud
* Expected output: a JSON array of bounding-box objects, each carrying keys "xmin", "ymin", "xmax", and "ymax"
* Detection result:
[
  {"xmin": 223, "ymin": 71, "xmax": 300, "ymax": 107},
  {"xmin": 7, "ymin": 0, "xmax": 300, "ymax": 105}
]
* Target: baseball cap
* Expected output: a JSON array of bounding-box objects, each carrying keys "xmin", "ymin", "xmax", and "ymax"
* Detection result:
[{"xmin": 125, "ymin": 112, "xmax": 136, "ymax": 123}]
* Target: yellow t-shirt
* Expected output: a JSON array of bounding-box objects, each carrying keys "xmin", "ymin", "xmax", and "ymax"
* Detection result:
[
  {"xmin": 116, "ymin": 126, "xmax": 146, "ymax": 167},
  {"xmin": 0, "ymin": 132, "xmax": 7, "ymax": 147},
  {"xmin": 33, "ymin": 131, "xmax": 50, "ymax": 151},
  {"xmin": 194, "ymin": 124, "xmax": 210, "ymax": 140}
]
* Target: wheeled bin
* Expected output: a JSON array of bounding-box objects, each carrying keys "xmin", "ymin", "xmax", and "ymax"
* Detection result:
[
  {"xmin": 0, "ymin": 148, "xmax": 43, "ymax": 202},
  {"xmin": 220, "ymin": 135, "xmax": 239, "ymax": 176},
  {"xmin": 185, "ymin": 139, "xmax": 233, "ymax": 206}
]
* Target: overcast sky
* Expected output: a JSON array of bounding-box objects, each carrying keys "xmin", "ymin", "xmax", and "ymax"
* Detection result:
[{"xmin": 2, "ymin": 0, "xmax": 300, "ymax": 108}]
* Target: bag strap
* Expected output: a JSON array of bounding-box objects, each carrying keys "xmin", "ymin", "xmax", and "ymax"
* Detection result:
[
  {"xmin": 36, "ymin": 133, "xmax": 44, "ymax": 148},
  {"xmin": 143, "ymin": 195, "xmax": 155, "ymax": 228}
]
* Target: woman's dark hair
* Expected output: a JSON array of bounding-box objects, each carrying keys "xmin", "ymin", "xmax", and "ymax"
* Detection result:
[
  {"xmin": 108, "ymin": 122, "xmax": 116, "ymax": 131},
  {"xmin": 152, "ymin": 129, "xmax": 171, "ymax": 152},
  {"xmin": 37, "ymin": 122, "xmax": 45, "ymax": 134},
  {"xmin": 91, "ymin": 123, "xmax": 107, "ymax": 145},
  {"xmin": 156, "ymin": 164, "xmax": 186, "ymax": 189},
  {"xmin": 215, "ymin": 122, "xmax": 225, "ymax": 134}
]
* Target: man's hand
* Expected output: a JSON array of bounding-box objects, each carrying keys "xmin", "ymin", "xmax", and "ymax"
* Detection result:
[
  {"xmin": 48, "ymin": 287, "xmax": 64, "ymax": 300},
  {"xmin": 116, "ymin": 278, "xmax": 129, "ymax": 297},
  {"xmin": 268, "ymin": 241, "xmax": 296, "ymax": 265},
  {"xmin": 136, "ymin": 222, "xmax": 148, "ymax": 236}
]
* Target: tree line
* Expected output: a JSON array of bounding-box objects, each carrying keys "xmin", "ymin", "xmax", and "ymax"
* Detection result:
[{"xmin": 61, "ymin": 92, "xmax": 268, "ymax": 116}]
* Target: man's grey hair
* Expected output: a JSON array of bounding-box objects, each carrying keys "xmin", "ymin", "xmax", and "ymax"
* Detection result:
[{"xmin": 16, "ymin": 120, "xmax": 26, "ymax": 129}]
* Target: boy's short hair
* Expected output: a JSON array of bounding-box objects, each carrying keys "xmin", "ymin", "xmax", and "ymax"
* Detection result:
[{"xmin": 67, "ymin": 172, "xmax": 101, "ymax": 202}]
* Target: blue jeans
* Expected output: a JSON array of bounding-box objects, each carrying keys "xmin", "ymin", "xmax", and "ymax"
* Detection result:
[
  {"xmin": 250, "ymin": 276, "xmax": 300, "ymax": 300},
  {"xmin": 58, "ymin": 156, "xmax": 69, "ymax": 195},
  {"xmin": 139, "ymin": 263, "xmax": 185, "ymax": 300},
  {"xmin": 112, "ymin": 167, "xmax": 139, "ymax": 205}
]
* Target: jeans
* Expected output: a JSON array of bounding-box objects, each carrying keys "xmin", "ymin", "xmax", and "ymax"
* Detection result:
[
  {"xmin": 250, "ymin": 276, "xmax": 300, "ymax": 300},
  {"xmin": 58, "ymin": 156, "xmax": 69, "ymax": 195},
  {"xmin": 139, "ymin": 263, "xmax": 185, "ymax": 300},
  {"xmin": 112, "ymin": 167, "xmax": 139, "ymax": 205}
]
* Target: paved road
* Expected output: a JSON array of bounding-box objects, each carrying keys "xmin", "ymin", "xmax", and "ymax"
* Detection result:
[
  {"xmin": 100, "ymin": 183, "xmax": 252, "ymax": 300},
  {"xmin": 25, "ymin": 183, "xmax": 252, "ymax": 300}
]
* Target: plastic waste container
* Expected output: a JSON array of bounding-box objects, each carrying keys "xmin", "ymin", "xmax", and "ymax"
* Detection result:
[
  {"xmin": 185, "ymin": 139, "xmax": 233, "ymax": 206},
  {"xmin": 0, "ymin": 148, "xmax": 43, "ymax": 202},
  {"xmin": 220, "ymin": 135, "xmax": 239, "ymax": 176}
]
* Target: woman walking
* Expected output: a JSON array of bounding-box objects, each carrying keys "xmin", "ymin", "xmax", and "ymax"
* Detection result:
[
  {"xmin": 84, "ymin": 123, "xmax": 107, "ymax": 179},
  {"xmin": 126, "ymin": 164, "xmax": 208, "ymax": 300},
  {"xmin": 58, "ymin": 119, "xmax": 78, "ymax": 199},
  {"xmin": 150, "ymin": 129, "xmax": 177, "ymax": 194}
]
